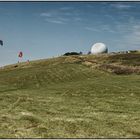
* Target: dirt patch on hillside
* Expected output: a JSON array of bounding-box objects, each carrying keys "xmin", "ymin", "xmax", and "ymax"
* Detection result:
[{"xmin": 99, "ymin": 64, "xmax": 140, "ymax": 75}]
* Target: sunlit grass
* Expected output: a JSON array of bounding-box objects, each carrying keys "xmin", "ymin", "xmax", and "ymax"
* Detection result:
[{"xmin": 0, "ymin": 54, "xmax": 140, "ymax": 138}]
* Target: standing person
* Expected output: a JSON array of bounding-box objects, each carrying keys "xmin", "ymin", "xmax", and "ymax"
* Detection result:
[{"xmin": 18, "ymin": 51, "xmax": 23, "ymax": 63}]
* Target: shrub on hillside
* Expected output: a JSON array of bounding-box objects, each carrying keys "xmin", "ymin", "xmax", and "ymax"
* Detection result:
[{"xmin": 63, "ymin": 52, "xmax": 82, "ymax": 56}]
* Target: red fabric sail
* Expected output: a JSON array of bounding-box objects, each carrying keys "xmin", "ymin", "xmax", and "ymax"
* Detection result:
[{"xmin": 18, "ymin": 51, "xmax": 23, "ymax": 58}]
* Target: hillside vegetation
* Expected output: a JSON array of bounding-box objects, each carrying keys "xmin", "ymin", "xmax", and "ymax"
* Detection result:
[{"xmin": 0, "ymin": 53, "xmax": 140, "ymax": 138}]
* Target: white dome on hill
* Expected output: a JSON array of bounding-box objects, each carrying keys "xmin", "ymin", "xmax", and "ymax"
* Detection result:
[{"xmin": 91, "ymin": 43, "xmax": 108, "ymax": 54}]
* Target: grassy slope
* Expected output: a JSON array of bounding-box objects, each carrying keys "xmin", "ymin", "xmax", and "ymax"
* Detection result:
[{"xmin": 0, "ymin": 54, "xmax": 140, "ymax": 138}]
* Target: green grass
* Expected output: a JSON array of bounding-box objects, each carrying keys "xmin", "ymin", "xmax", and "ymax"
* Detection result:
[{"xmin": 0, "ymin": 54, "xmax": 140, "ymax": 138}]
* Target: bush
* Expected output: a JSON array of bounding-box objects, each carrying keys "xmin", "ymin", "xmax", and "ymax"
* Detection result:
[{"xmin": 63, "ymin": 52, "xmax": 82, "ymax": 56}]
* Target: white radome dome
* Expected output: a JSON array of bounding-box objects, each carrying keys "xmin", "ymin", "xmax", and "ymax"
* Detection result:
[{"xmin": 91, "ymin": 42, "xmax": 108, "ymax": 54}]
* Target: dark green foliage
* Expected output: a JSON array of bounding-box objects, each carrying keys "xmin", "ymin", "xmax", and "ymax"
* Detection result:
[{"xmin": 63, "ymin": 52, "xmax": 82, "ymax": 56}]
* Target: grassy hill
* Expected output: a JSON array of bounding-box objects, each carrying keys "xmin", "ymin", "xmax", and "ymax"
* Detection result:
[{"xmin": 0, "ymin": 53, "xmax": 140, "ymax": 138}]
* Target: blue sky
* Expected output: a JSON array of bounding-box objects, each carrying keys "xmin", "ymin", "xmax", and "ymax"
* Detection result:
[{"xmin": 0, "ymin": 2, "xmax": 140, "ymax": 66}]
